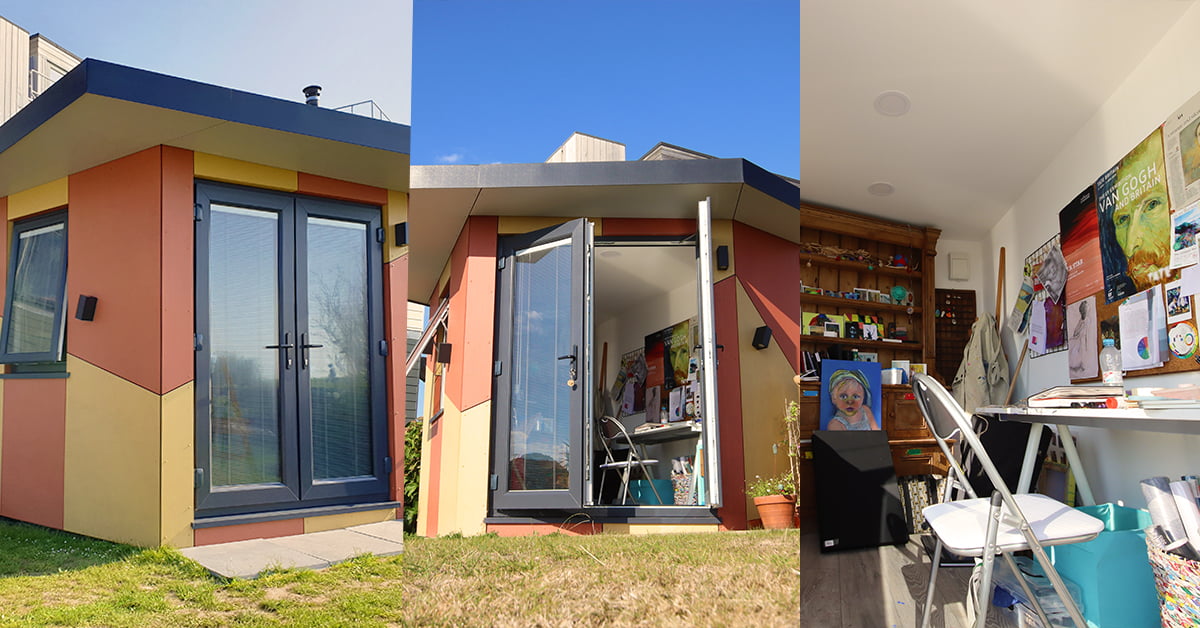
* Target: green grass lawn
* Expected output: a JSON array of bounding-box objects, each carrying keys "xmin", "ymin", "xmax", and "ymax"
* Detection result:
[{"xmin": 0, "ymin": 518, "xmax": 798, "ymax": 627}]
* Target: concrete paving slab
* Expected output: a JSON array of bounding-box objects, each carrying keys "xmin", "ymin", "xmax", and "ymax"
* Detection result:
[
  {"xmin": 270, "ymin": 529, "xmax": 403, "ymax": 563},
  {"xmin": 349, "ymin": 520, "xmax": 406, "ymax": 544},
  {"xmin": 181, "ymin": 538, "xmax": 331, "ymax": 579}
]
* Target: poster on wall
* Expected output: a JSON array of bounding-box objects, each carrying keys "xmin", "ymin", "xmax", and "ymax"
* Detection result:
[
  {"xmin": 1095, "ymin": 127, "xmax": 1172, "ymax": 303},
  {"xmin": 1171, "ymin": 202, "xmax": 1200, "ymax": 269},
  {"xmin": 1163, "ymin": 89, "xmax": 1200, "ymax": 212},
  {"xmin": 818, "ymin": 360, "xmax": 882, "ymax": 431},
  {"xmin": 1058, "ymin": 186, "xmax": 1105, "ymax": 304},
  {"xmin": 611, "ymin": 348, "xmax": 646, "ymax": 417},
  {"xmin": 1067, "ymin": 296, "xmax": 1098, "ymax": 380}
]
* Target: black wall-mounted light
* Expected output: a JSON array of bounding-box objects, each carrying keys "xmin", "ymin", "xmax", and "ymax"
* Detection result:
[
  {"xmin": 716, "ymin": 245, "xmax": 730, "ymax": 271},
  {"xmin": 394, "ymin": 222, "xmax": 408, "ymax": 247},
  {"xmin": 752, "ymin": 325, "xmax": 772, "ymax": 350},
  {"xmin": 436, "ymin": 342, "xmax": 453, "ymax": 364},
  {"xmin": 75, "ymin": 295, "xmax": 98, "ymax": 321}
]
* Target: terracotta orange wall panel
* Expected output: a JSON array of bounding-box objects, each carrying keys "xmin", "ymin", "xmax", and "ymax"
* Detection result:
[
  {"xmin": 733, "ymin": 222, "xmax": 800, "ymax": 374},
  {"xmin": 193, "ymin": 518, "xmax": 305, "ymax": 546},
  {"xmin": 0, "ymin": 379, "xmax": 66, "ymax": 529},
  {"xmin": 160, "ymin": 146, "xmax": 194, "ymax": 393},
  {"xmin": 297, "ymin": 173, "xmax": 388, "ymax": 206},
  {"xmin": 602, "ymin": 218, "xmax": 697, "ymax": 237},
  {"xmin": 67, "ymin": 147, "xmax": 164, "ymax": 393},
  {"xmin": 384, "ymin": 254, "xmax": 409, "ymax": 501},
  {"xmin": 486, "ymin": 523, "xmax": 602, "ymax": 537},
  {"xmin": 446, "ymin": 216, "xmax": 497, "ymax": 412},
  {"xmin": 713, "ymin": 277, "xmax": 747, "ymax": 531}
]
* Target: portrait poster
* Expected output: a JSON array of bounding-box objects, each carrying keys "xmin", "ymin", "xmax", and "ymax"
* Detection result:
[
  {"xmin": 1163, "ymin": 89, "xmax": 1200, "ymax": 212},
  {"xmin": 1067, "ymin": 296, "xmax": 1098, "ymax": 381},
  {"xmin": 1095, "ymin": 127, "xmax": 1171, "ymax": 304},
  {"xmin": 818, "ymin": 360, "xmax": 882, "ymax": 431},
  {"xmin": 1171, "ymin": 202, "xmax": 1200, "ymax": 269},
  {"xmin": 612, "ymin": 348, "xmax": 646, "ymax": 417},
  {"xmin": 1057, "ymin": 186, "xmax": 1104, "ymax": 304}
]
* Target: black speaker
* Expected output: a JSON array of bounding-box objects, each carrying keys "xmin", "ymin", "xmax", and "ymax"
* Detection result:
[
  {"xmin": 75, "ymin": 295, "xmax": 98, "ymax": 321},
  {"xmin": 394, "ymin": 222, "xmax": 408, "ymax": 246},
  {"xmin": 716, "ymin": 245, "xmax": 729, "ymax": 271},
  {"xmin": 436, "ymin": 342, "xmax": 452, "ymax": 364},
  {"xmin": 813, "ymin": 430, "xmax": 908, "ymax": 552},
  {"xmin": 752, "ymin": 325, "xmax": 772, "ymax": 350}
]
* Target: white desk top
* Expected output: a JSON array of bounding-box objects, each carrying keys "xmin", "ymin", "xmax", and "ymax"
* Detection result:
[{"xmin": 977, "ymin": 404, "xmax": 1200, "ymax": 435}]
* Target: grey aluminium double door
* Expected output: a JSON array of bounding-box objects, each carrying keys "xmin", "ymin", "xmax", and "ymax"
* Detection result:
[{"xmin": 194, "ymin": 182, "xmax": 388, "ymax": 516}]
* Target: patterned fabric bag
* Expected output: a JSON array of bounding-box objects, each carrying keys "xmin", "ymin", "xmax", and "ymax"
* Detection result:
[{"xmin": 899, "ymin": 474, "xmax": 945, "ymax": 534}]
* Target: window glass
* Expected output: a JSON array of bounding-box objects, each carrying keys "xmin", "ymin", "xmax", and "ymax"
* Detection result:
[{"xmin": 1, "ymin": 215, "xmax": 67, "ymax": 363}]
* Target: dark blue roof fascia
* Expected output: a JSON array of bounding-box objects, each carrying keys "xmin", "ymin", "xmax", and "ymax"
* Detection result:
[
  {"xmin": 741, "ymin": 159, "xmax": 800, "ymax": 209},
  {"xmin": 0, "ymin": 58, "xmax": 410, "ymax": 157}
]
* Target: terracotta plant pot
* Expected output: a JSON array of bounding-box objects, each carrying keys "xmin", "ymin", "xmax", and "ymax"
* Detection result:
[{"xmin": 754, "ymin": 494, "xmax": 797, "ymax": 529}]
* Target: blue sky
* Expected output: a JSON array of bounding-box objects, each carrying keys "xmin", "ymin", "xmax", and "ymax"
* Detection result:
[
  {"xmin": 413, "ymin": 1, "xmax": 798, "ymax": 176},
  {"xmin": 4, "ymin": 1, "xmax": 797, "ymax": 178}
]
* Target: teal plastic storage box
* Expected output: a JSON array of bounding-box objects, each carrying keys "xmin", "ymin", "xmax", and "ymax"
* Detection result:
[
  {"xmin": 1049, "ymin": 503, "xmax": 1160, "ymax": 628},
  {"xmin": 629, "ymin": 479, "xmax": 673, "ymax": 505}
]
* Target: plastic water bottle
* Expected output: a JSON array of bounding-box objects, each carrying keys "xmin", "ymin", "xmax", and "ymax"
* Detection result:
[{"xmin": 1100, "ymin": 338, "xmax": 1123, "ymax": 386}]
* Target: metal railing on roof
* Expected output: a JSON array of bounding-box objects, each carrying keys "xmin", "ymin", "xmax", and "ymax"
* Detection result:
[{"xmin": 333, "ymin": 99, "xmax": 390, "ymax": 122}]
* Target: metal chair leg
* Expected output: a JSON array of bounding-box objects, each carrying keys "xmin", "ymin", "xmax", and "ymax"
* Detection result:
[
  {"xmin": 920, "ymin": 536, "xmax": 943, "ymax": 628},
  {"xmin": 974, "ymin": 492, "xmax": 1003, "ymax": 628}
]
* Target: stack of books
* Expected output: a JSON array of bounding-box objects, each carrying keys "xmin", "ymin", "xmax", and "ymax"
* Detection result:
[{"xmin": 1026, "ymin": 386, "xmax": 1125, "ymax": 408}]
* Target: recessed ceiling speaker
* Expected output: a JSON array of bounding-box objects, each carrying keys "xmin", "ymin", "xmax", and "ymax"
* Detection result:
[{"xmin": 752, "ymin": 326, "xmax": 772, "ymax": 350}]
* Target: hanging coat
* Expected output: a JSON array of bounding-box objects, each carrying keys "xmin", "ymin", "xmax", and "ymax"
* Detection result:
[{"xmin": 952, "ymin": 313, "xmax": 1009, "ymax": 414}]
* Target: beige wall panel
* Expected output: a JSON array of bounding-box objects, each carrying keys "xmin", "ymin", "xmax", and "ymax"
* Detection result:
[
  {"xmin": 160, "ymin": 383, "xmax": 194, "ymax": 548},
  {"xmin": 452, "ymin": 401, "xmax": 491, "ymax": 536},
  {"xmin": 193, "ymin": 153, "xmax": 297, "ymax": 191},
  {"xmin": 63, "ymin": 356, "xmax": 162, "ymax": 546},
  {"xmin": 735, "ymin": 281, "xmax": 801, "ymax": 520},
  {"xmin": 712, "ymin": 219, "xmax": 735, "ymax": 283},
  {"xmin": 604, "ymin": 523, "xmax": 719, "ymax": 535},
  {"xmin": 8, "ymin": 177, "xmax": 68, "ymax": 219},
  {"xmin": 436, "ymin": 397, "xmax": 462, "ymax": 535},
  {"xmin": 384, "ymin": 189, "xmax": 409, "ymax": 263},
  {"xmin": 416, "ymin": 398, "xmax": 434, "ymax": 537},
  {"xmin": 305, "ymin": 508, "xmax": 395, "ymax": 533}
]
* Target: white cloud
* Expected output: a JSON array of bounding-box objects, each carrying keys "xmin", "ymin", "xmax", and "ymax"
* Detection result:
[{"xmin": 436, "ymin": 153, "xmax": 463, "ymax": 164}]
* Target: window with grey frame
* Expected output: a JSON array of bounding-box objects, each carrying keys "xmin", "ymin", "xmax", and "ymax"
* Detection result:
[{"xmin": 0, "ymin": 210, "xmax": 68, "ymax": 368}]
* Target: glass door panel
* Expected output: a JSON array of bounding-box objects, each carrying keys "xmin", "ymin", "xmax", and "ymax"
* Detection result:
[
  {"xmin": 508, "ymin": 239, "xmax": 574, "ymax": 491},
  {"xmin": 208, "ymin": 204, "xmax": 285, "ymax": 487},
  {"xmin": 304, "ymin": 216, "xmax": 372, "ymax": 480}
]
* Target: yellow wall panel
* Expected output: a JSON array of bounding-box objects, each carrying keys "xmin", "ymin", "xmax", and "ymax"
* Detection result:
[
  {"xmin": 160, "ymin": 383, "xmax": 194, "ymax": 548},
  {"xmin": 8, "ymin": 177, "xmax": 68, "ymax": 219},
  {"xmin": 453, "ymin": 401, "xmax": 490, "ymax": 537},
  {"xmin": 305, "ymin": 507, "xmax": 395, "ymax": 533},
  {"xmin": 63, "ymin": 356, "xmax": 162, "ymax": 546},
  {"xmin": 416, "ymin": 398, "xmax": 434, "ymax": 537},
  {"xmin": 497, "ymin": 216, "xmax": 603, "ymax": 236},
  {"xmin": 604, "ymin": 523, "xmax": 719, "ymax": 535},
  {"xmin": 712, "ymin": 219, "xmax": 735, "ymax": 283},
  {"xmin": 384, "ymin": 189, "xmax": 409, "ymax": 263},
  {"xmin": 735, "ymin": 281, "xmax": 801, "ymax": 520},
  {"xmin": 436, "ymin": 397, "xmax": 462, "ymax": 536},
  {"xmin": 193, "ymin": 153, "xmax": 297, "ymax": 191}
]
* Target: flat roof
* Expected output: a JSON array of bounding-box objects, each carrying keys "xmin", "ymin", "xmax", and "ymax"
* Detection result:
[
  {"xmin": 0, "ymin": 58, "xmax": 410, "ymax": 197},
  {"xmin": 409, "ymin": 158, "xmax": 799, "ymax": 302}
]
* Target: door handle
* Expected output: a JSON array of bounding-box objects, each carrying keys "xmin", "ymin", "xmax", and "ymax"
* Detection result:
[
  {"xmin": 300, "ymin": 333, "xmax": 324, "ymax": 370},
  {"xmin": 557, "ymin": 345, "xmax": 578, "ymax": 389},
  {"xmin": 265, "ymin": 332, "xmax": 294, "ymax": 369}
]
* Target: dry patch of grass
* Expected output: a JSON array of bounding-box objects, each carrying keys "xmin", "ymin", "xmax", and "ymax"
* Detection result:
[{"xmin": 402, "ymin": 530, "xmax": 799, "ymax": 627}]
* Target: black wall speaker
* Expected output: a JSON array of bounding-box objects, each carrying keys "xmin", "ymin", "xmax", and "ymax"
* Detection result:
[
  {"xmin": 716, "ymin": 245, "xmax": 729, "ymax": 271},
  {"xmin": 75, "ymin": 295, "xmax": 98, "ymax": 321},
  {"xmin": 752, "ymin": 325, "xmax": 772, "ymax": 350},
  {"xmin": 436, "ymin": 342, "xmax": 453, "ymax": 364},
  {"xmin": 394, "ymin": 222, "xmax": 408, "ymax": 247}
]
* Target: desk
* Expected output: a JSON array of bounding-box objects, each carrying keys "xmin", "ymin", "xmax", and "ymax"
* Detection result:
[
  {"xmin": 976, "ymin": 404, "xmax": 1200, "ymax": 507},
  {"xmin": 628, "ymin": 421, "xmax": 702, "ymax": 445}
]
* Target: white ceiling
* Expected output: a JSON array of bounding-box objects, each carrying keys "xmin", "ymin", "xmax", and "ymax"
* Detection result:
[
  {"xmin": 800, "ymin": 1, "xmax": 1194, "ymax": 240},
  {"xmin": 594, "ymin": 245, "xmax": 695, "ymax": 319}
]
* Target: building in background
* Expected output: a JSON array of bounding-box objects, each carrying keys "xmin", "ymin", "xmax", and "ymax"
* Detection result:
[{"xmin": 0, "ymin": 15, "xmax": 80, "ymax": 124}]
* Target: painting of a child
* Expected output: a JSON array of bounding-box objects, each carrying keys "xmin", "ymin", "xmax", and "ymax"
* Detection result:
[{"xmin": 818, "ymin": 360, "xmax": 882, "ymax": 431}]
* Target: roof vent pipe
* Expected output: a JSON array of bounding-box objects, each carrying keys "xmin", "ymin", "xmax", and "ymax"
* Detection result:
[{"xmin": 303, "ymin": 85, "xmax": 321, "ymax": 106}]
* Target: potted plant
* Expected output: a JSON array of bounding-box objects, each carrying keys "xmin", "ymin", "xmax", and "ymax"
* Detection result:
[{"xmin": 747, "ymin": 471, "xmax": 797, "ymax": 529}]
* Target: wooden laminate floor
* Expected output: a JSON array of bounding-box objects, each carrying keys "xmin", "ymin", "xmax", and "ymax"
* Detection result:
[{"xmin": 800, "ymin": 527, "xmax": 1020, "ymax": 628}]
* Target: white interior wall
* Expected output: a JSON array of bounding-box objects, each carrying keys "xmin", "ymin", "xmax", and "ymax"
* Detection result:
[{"xmin": 985, "ymin": 2, "xmax": 1200, "ymax": 507}]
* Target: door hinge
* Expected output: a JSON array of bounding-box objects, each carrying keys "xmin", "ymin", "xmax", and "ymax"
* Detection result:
[
  {"xmin": 194, "ymin": 203, "xmax": 203, "ymax": 221},
  {"xmin": 497, "ymin": 257, "xmax": 506, "ymax": 270},
  {"xmin": 384, "ymin": 456, "xmax": 393, "ymax": 473},
  {"xmin": 494, "ymin": 361, "xmax": 503, "ymax": 376},
  {"xmin": 490, "ymin": 474, "xmax": 498, "ymax": 491},
  {"xmin": 193, "ymin": 333, "xmax": 203, "ymax": 351},
  {"xmin": 376, "ymin": 227, "xmax": 386, "ymax": 243},
  {"xmin": 379, "ymin": 340, "xmax": 389, "ymax": 356},
  {"xmin": 193, "ymin": 468, "xmax": 204, "ymax": 488}
]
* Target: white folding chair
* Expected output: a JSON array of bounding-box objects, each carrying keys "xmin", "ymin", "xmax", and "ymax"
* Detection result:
[
  {"xmin": 597, "ymin": 416, "xmax": 663, "ymax": 505},
  {"xmin": 911, "ymin": 373, "xmax": 1103, "ymax": 628}
]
